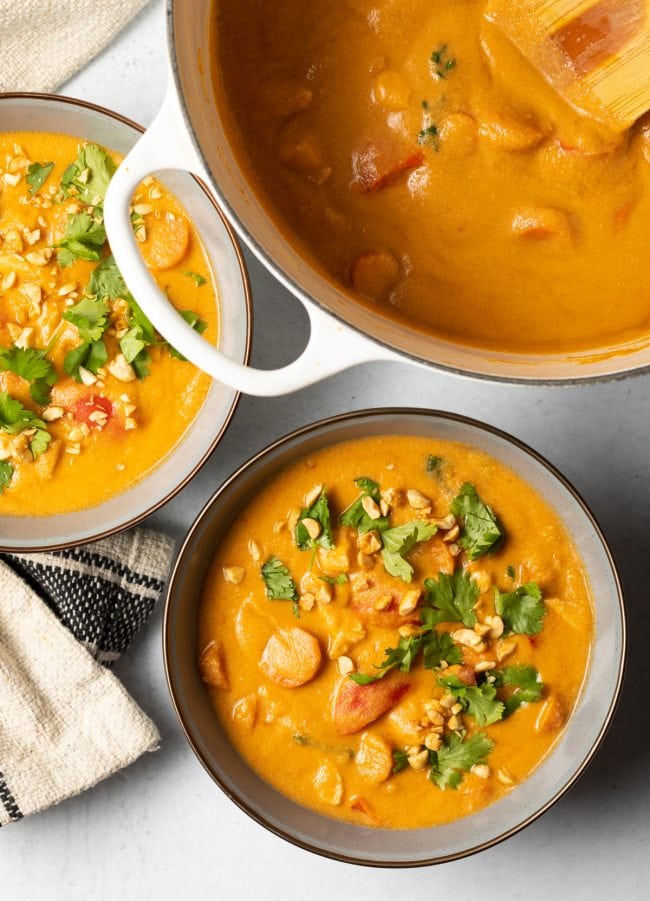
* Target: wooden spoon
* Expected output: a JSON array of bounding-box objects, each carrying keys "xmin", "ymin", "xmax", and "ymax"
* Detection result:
[{"xmin": 487, "ymin": 0, "xmax": 650, "ymax": 129}]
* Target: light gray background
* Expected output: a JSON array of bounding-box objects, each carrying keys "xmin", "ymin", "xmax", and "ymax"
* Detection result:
[{"xmin": 2, "ymin": 2, "xmax": 645, "ymax": 898}]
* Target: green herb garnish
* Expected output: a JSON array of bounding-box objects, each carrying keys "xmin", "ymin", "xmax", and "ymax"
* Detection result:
[
  {"xmin": 494, "ymin": 665, "xmax": 544, "ymax": 717},
  {"xmin": 60, "ymin": 144, "xmax": 116, "ymax": 205},
  {"xmin": 168, "ymin": 310, "xmax": 208, "ymax": 361},
  {"xmin": 320, "ymin": 573, "xmax": 348, "ymax": 586},
  {"xmin": 0, "ymin": 392, "xmax": 50, "ymax": 459},
  {"xmin": 339, "ymin": 477, "xmax": 389, "ymax": 534},
  {"xmin": 438, "ymin": 674, "xmax": 505, "ymax": 727},
  {"xmin": 417, "ymin": 124, "xmax": 439, "ymax": 147},
  {"xmin": 0, "ymin": 346, "xmax": 58, "ymax": 405},
  {"xmin": 55, "ymin": 211, "xmax": 106, "ymax": 267},
  {"xmin": 63, "ymin": 295, "xmax": 110, "ymax": 344},
  {"xmin": 422, "ymin": 569, "xmax": 479, "ymax": 628},
  {"xmin": 429, "ymin": 732, "xmax": 493, "ymax": 790},
  {"xmin": 392, "ymin": 749, "xmax": 409, "ymax": 774},
  {"xmin": 26, "ymin": 161, "xmax": 54, "ymax": 195},
  {"xmin": 295, "ymin": 487, "xmax": 334, "ymax": 551},
  {"xmin": 64, "ymin": 339, "xmax": 108, "ymax": 382},
  {"xmin": 261, "ymin": 556, "xmax": 298, "ymax": 602},
  {"xmin": 0, "ymin": 460, "xmax": 14, "ymax": 494},
  {"xmin": 183, "ymin": 270, "xmax": 207, "ymax": 287},
  {"xmin": 430, "ymin": 44, "xmax": 457, "ymax": 79},
  {"xmin": 450, "ymin": 483, "xmax": 502, "ymax": 560},
  {"xmin": 381, "ymin": 520, "xmax": 437, "ymax": 582},
  {"xmin": 426, "ymin": 454, "xmax": 442, "ymax": 477},
  {"xmin": 495, "ymin": 582, "xmax": 546, "ymax": 635}
]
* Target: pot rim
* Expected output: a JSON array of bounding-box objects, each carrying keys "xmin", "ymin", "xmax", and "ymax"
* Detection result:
[
  {"xmin": 165, "ymin": 2, "xmax": 650, "ymax": 387},
  {"xmin": 0, "ymin": 91, "xmax": 253, "ymax": 553},
  {"xmin": 163, "ymin": 406, "xmax": 627, "ymax": 867}
]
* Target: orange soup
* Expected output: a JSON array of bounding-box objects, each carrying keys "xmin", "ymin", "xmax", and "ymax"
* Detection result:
[
  {"xmin": 213, "ymin": 0, "xmax": 650, "ymax": 354},
  {"xmin": 0, "ymin": 132, "xmax": 217, "ymax": 515},
  {"xmin": 198, "ymin": 435, "xmax": 593, "ymax": 829}
]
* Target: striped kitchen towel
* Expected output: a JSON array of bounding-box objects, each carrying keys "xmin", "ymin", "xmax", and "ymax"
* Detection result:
[{"xmin": 0, "ymin": 527, "xmax": 173, "ymax": 825}]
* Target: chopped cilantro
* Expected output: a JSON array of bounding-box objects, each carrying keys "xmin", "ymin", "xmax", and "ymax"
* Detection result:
[
  {"xmin": 183, "ymin": 270, "xmax": 207, "ymax": 287},
  {"xmin": 339, "ymin": 476, "xmax": 389, "ymax": 534},
  {"xmin": 295, "ymin": 488, "xmax": 334, "ymax": 550},
  {"xmin": 392, "ymin": 749, "xmax": 409, "ymax": 774},
  {"xmin": 63, "ymin": 295, "xmax": 110, "ymax": 344},
  {"xmin": 55, "ymin": 211, "xmax": 106, "ymax": 267},
  {"xmin": 381, "ymin": 520, "xmax": 437, "ymax": 582},
  {"xmin": 438, "ymin": 674, "xmax": 505, "ymax": 726},
  {"xmin": 417, "ymin": 124, "xmax": 439, "ymax": 148},
  {"xmin": 64, "ymin": 339, "xmax": 108, "ymax": 381},
  {"xmin": 426, "ymin": 454, "xmax": 442, "ymax": 477},
  {"xmin": 0, "ymin": 460, "xmax": 14, "ymax": 493},
  {"xmin": 168, "ymin": 310, "xmax": 208, "ymax": 361},
  {"xmin": 429, "ymin": 732, "xmax": 493, "ymax": 790},
  {"xmin": 350, "ymin": 633, "xmax": 423, "ymax": 684},
  {"xmin": 261, "ymin": 556, "xmax": 298, "ymax": 601},
  {"xmin": 430, "ymin": 44, "xmax": 457, "ymax": 79},
  {"xmin": 320, "ymin": 573, "xmax": 348, "ymax": 586},
  {"xmin": 422, "ymin": 629, "xmax": 462, "ymax": 668},
  {"xmin": 495, "ymin": 582, "xmax": 546, "ymax": 635},
  {"xmin": 0, "ymin": 392, "xmax": 50, "ymax": 459},
  {"xmin": 26, "ymin": 161, "xmax": 54, "ymax": 195},
  {"xmin": 506, "ymin": 565, "xmax": 515, "ymax": 579},
  {"xmin": 494, "ymin": 664, "xmax": 544, "ymax": 717},
  {"xmin": 60, "ymin": 144, "xmax": 116, "ymax": 205},
  {"xmin": 450, "ymin": 483, "xmax": 502, "ymax": 560},
  {"xmin": 422, "ymin": 569, "xmax": 479, "ymax": 628},
  {"xmin": 0, "ymin": 346, "xmax": 57, "ymax": 405}
]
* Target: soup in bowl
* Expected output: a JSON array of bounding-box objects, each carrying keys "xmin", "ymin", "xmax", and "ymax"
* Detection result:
[{"xmin": 164, "ymin": 410, "xmax": 625, "ymax": 864}]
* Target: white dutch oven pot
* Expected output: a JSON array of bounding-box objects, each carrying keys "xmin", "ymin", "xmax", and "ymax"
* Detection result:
[{"xmin": 104, "ymin": 0, "xmax": 650, "ymax": 396}]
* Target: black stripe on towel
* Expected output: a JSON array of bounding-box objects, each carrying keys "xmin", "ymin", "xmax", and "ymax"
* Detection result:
[{"xmin": 0, "ymin": 772, "xmax": 22, "ymax": 823}]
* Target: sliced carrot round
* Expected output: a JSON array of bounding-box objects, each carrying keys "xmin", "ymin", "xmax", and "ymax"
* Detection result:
[{"xmin": 140, "ymin": 213, "xmax": 190, "ymax": 270}]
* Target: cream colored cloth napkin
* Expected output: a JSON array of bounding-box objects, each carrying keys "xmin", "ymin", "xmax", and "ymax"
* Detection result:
[
  {"xmin": 0, "ymin": 528, "xmax": 173, "ymax": 825},
  {"xmin": 0, "ymin": 0, "xmax": 150, "ymax": 94}
]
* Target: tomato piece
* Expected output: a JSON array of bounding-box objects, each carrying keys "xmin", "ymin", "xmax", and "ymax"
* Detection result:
[
  {"xmin": 352, "ymin": 141, "xmax": 424, "ymax": 192},
  {"xmin": 73, "ymin": 394, "xmax": 113, "ymax": 428}
]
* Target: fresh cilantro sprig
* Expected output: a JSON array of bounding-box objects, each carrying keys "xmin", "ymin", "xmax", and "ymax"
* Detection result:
[
  {"xmin": 0, "ymin": 346, "xmax": 58, "ymax": 405},
  {"xmin": 261, "ymin": 556, "xmax": 298, "ymax": 602},
  {"xmin": 450, "ymin": 483, "xmax": 502, "ymax": 560},
  {"xmin": 64, "ymin": 340, "xmax": 108, "ymax": 381},
  {"xmin": 60, "ymin": 144, "xmax": 116, "ymax": 205},
  {"xmin": 183, "ymin": 270, "xmax": 206, "ymax": 287},
  {"xmin": 26, "ymin": 161, "xmax": 54, "ymax": 195},
  {"xmin": 495, "ymin": 582, "xmax": 546, "ymax": 635},
  {"xmin": 295, "ymin": 487, "xmax": 334, "ymax": 550},
  {"xmin": 0, "ymin": 460, "xmax": 14, "ymax": 494},
  {"xmin": 494, "ymin": 665, "xmax": 544, "ymax": 717},
  {"xmin": 429, "ymin": 732, "xmax": 493, "ymax": 790},
  {"xmin": 350, "ymin": 633, "xmax": 425, "ymax": 685},
  {"xmin": 392, "ymin": 749, "xmax": 409, "ymax": 774},
  {"xmin": 422, "ymin": 629, "xmax": 461, "ymax": 669},
  {"xmin": 339, "ymin": 477, "xmax": 389, "ymax": 534},
  {"xmin": 167, "ymin": 310, "xmax": 208, "ymax": 361},
  {"xmin": 63, "ymin": 295, "xmax": 110, "ymax": 343},
  {"xmin": 381, "ymin": 520, "xmax": 437, "ymax": 582},
  {"xmin": 438, "ymin": 674, "xmax": 505, "ymax": 727},
  {"xmin": 0, "ymin": 392, "xmax": 51, "ymax": 459},
  {"xmin": 422, "ymin": 569, "xmax": 479, "ymax": 628},
  {"xmin": 55, "ymin": 211, "xmax": 106, "ymax": 267},
  {"xmin": 320, "ymin": 573, "xmax": 348, "ymax": 586},
  {"xmin": 426, "ymin": 454, "xmax": 442, "ymax": 477}
]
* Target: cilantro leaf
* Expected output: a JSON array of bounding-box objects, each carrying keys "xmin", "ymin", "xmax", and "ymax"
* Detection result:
[
  {"xmin": 261, "ymin": 556, "xmax": 298, "ymax": 601},
  {"xmin": 392, "ymin": 749, "xmax": 409, "ymax": 774},
  {"xmin": 350, "ymin": 633, "xmax": 423, "ymax": 684},
  {"xmin": 494, "ymin": 664, "xmax": 544, "ymax": 717},
  {"xmin": 423, "ymin": 570, "xmax": 479, "ymax": 628},
  {"xmin": 422, "ymin": 629, "xmax": 462, "ymax": 668},
  {"xmin": 0, "ymin": 346, "xmax": 58, "ymax": 404},
  {"xmin": 26, "ymin": 161, "xmax": 54, "ymax": 195},
  {"xmin": 64, "ymin": 339, "xmax": 107, "ymax": 381},
  {"xmin": 183, "ymin": 270, "xmax": 207, "ymax": 287},
  {"xmin": 340, "ymin": 477, "xmax": 389, "ymax": 534},
  {"xmin": 0, "ymin": 392, "xmax": 50, "ymax": 459},
  {"xmin": 55, "ymin": 211, "xmax": 106, "ymax": 267},
  {"xmin": 295, "ymin": 488, "xmax": 334, "ymax": 550},
  {"xmin": 60, "ymin": 144, "xmax": 116, "ymax": 205},
  {"xmin": 495, "ymin": 582, "xmax": 546, "ymax": 635},
  {"xmin": 439, "ymin": 674, "xmax": 505, "ymax": 726},
  {"xmin": 168, "ymin": 310, "xmax": 209, "ymax": 361},
  {"xmin": 381, "ymin": 520, "xmax": 437, "ymax": 582},
  {"xmin": 450, "ymin": 483, "xmax": 502, "ymax": 560},
  {"xmin": 429, "ymin": 732, "xmax": 493, "ymax": 790},
  {"xmin": 426, "ymin": 455, "xmax": 442, "ymax": 477},
  {"xmin": 63, "ymin": 295, "xmax": 110, "ymax": 343},
  {"xmin": 119, "ymin": 328, "xmax": 146, "ymax": 364},
  {"xmin": 320, "ymin": 573, "xmax": 348, "ymax": 586},
  {"xmin": 0, "ymin": 460, "xmax": 14, "ymax": 493}
]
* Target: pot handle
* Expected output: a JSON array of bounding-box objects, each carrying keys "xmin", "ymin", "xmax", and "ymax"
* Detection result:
[{"xmin": 104, "ymin": 86, "xmax": 401, "ymax": 396}]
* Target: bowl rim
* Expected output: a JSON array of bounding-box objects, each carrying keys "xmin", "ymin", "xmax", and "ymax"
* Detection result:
[
  {"xmin": 163, "ymin": 406, "xmax": 627, "ymax": 867},
  {"xmin": 0, "ymin": 91, "xmax": 253, "ymax": 553}
]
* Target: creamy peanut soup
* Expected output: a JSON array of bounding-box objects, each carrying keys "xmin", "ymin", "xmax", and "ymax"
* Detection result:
[
  {"xmin": 0, "ymin": 132, "xmax": 217, "ymax": 515},
  {"xmin": 213, "ymin": 0, "xmax": 650, "ymax": 354},
  {"xmin": 198, "ymin": 435, "xmax": 593, "ymax": 829}
]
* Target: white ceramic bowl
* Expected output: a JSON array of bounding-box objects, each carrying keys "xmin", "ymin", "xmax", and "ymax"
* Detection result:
[
  {"xmin": 0, "ymin": 94, "xmax": 251, "ymax": 551},
  {"xmin": 164, "ymin": 408, "xmax": 626, "ymax": 867}
]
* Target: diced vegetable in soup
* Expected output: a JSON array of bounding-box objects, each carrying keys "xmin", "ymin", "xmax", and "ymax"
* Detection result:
[
  {"xmin": 198, "ymin": 436, "xmax": 593, "ymax": 829},
  {"xmin": 213, "ymin": 0, "xmax": 650, "ymax": 354},
  {"xmin": 0, "ymin": 132, "xmax": 217, "ymax": 514}
]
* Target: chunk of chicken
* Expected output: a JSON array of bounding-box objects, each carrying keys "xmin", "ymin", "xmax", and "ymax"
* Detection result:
[
  {"xmin": 260, "ymin": 627, "xmax": 322, "ymax": 688},
  {"xmin": 356, "ymin": 732, "xmax": 393, "ymax": 784},
  {"xmin": 199, "ymin": 641, "xmax": 229, "ymax": 690}
]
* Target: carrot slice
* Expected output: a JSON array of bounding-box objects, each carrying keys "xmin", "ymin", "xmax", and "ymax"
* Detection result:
[
  {"xmin": 351, "ymin": 141, "xmax": 424, "ymax": 192},
  {"xmin": 140, "ymin": 213, "xmax": 190, "ymax": 270}
]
